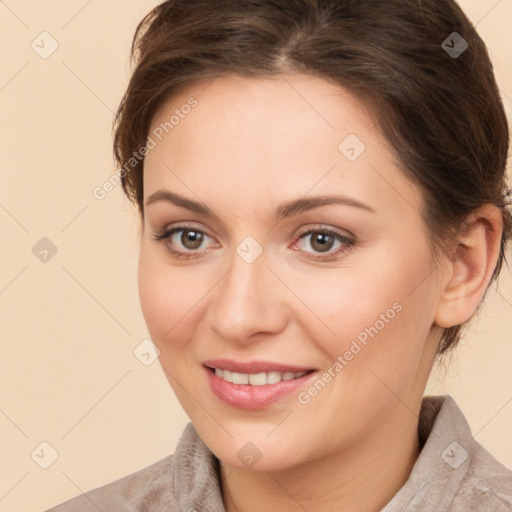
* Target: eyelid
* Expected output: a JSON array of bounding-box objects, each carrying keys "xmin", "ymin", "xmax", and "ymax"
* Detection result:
[
  {"xmin": 294, "ymin": 224, "xmax": 354, "ymax": 240},
  {"xmin": 154, "ymin": 221, "xmax": 214, "ymax": 239}
]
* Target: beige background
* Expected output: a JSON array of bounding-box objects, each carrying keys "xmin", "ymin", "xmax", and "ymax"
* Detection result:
[{"xmin": 0, "ymin": 1, "xmax": 511, "ymax": 511}]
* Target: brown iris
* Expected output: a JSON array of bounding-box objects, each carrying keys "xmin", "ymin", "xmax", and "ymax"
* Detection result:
[
  {"xmin": 309, "ymin": 232, "xmax": 335, "ymax": 253},
  {"xmin": 181, "ymin": 229, "xmax": 204, "ymax": 250}
]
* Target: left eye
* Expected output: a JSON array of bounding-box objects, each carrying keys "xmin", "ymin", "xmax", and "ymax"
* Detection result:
[{"xmin": 294, "ymin": 229, "xmax": 353, "ymax": 256}]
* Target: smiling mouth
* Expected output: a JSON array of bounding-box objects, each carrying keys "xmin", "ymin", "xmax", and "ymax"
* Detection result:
[
  {"xmin": 206, "ymin": 366, "xmax": 315, "ymax": 386},
  {"xmin": 203, "ymin": 362, "xmax": 318, "ymax": 410}
]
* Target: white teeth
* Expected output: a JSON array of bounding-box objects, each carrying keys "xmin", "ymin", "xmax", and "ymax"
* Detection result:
[
  {"xmin": 231, "ymin": 372, "xmax": 249, "ymax": 384},
  {"xmin": 213, "ymin": 368, "xmax": 308, "ymax": 385},
  {"xmin": 248, "ymin": 372, "xmax": 266, "ymax": 385},
  {"xmin": 266, "ymin": 371, "xmax": 282, "ymax": 384}
]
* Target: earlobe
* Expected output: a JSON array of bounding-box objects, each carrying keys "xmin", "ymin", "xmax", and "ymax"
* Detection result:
[{"xmin": 434, "ymin": 205, "xmax": 503, "ymax": 329}]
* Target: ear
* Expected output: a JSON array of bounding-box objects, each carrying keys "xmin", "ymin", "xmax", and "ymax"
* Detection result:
[{"xmin": 434, "ymin": 205, "xmax": 503, "ymax": 329}]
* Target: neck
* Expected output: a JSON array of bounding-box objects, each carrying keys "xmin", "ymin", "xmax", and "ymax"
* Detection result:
[{"xmin": 220, "ymin": 402, "xmax": 421, "ymax": 512}]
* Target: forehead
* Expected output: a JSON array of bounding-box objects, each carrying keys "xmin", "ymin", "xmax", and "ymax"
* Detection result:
[
  {"xmin": 148, "ymin": 73, "xmax": 377, "ymax": 145},
  {"xmin": 143, "ymin": 74, "xmax": 423, "ymax": 219}
]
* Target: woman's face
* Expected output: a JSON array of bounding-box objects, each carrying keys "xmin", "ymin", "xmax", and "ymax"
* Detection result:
[{"xmin": 139, "ymin": 74, "xmax": 443, "ymax": 471}]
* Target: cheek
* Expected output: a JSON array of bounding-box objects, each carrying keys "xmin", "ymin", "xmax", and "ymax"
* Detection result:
[
  {"xmin": 137, "ymin": 245, "xmax": 200, "ymax": 351},
  {"xmin": 298, "ymin": 242, "xmax": 436, "ymax": 376}
]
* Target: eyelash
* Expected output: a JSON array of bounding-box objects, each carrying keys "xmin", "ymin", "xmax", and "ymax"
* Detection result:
[{"xmin": 151, "ymin": 223, "xmax": 355, "ymax": 262}]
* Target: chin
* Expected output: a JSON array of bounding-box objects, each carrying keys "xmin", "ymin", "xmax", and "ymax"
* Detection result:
[{"xmin": 197, "ymin": 426, "xmax": 309, "ymax": 473}]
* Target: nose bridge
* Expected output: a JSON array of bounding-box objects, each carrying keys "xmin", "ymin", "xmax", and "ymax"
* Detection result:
[{"xmin": 208, "ymin": 245, "xmax": 286, "ymax": 341}]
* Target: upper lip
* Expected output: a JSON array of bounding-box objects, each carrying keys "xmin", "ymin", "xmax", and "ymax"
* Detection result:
[{"xmin": 203, "ymin": 358, "xmax": 315, "ymax": 374}]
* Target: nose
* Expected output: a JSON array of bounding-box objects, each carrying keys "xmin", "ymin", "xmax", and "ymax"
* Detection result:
[{"xmin": 207, "ymin": 249, "xmax": 288, "ymax": 344}]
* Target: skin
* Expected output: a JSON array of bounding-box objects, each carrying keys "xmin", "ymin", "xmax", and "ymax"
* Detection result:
[{"xmin": 138, "ymin": 74, "xmax": 503, "ymax": 512}]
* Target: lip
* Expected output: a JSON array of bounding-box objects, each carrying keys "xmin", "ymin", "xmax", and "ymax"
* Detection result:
[
  {"xmin": 203, "ymin": 363, "xmax": 317, "ymax": 410},
  {"xmin": 202, "ymin": 358, "xmax": 315, "ymax": 374}
]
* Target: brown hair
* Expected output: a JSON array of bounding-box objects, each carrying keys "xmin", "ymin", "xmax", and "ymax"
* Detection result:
[{"xmin": 113, "ymin": 0, "xmax": 511, "ymax": 355}]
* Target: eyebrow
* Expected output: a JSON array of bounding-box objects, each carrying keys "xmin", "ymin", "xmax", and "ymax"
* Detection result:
[{"xmin": 144, "ymin": 189, "xmax": 375, "ymax": 220}]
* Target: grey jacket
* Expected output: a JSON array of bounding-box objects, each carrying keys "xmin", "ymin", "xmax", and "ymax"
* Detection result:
[{"xmin": 45, "ymin": 395, "xmax": 512, "ymax": 511}]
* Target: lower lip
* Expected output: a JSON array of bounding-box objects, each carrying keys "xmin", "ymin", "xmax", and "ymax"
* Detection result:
[{"xmin": 204, "ymin": 366, "xmax": 317, "ymax": 410}]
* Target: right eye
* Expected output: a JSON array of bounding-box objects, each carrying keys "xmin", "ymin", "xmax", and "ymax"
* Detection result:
[{"xmin": 152, "ymin": 224, "xmax": 217, "ymax": 260}]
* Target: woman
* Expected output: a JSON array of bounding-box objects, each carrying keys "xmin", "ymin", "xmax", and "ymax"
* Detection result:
[{"xmin": 47, "ymin": 0, "xmax": 512, "ymax": 510}]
